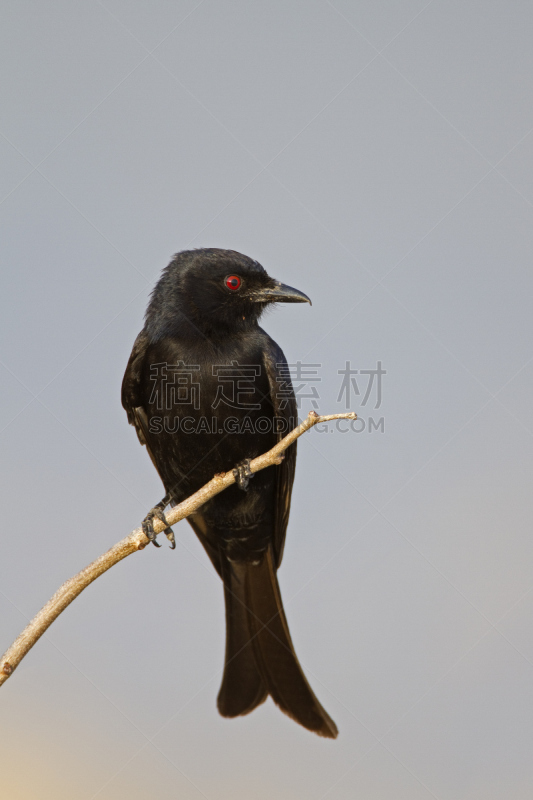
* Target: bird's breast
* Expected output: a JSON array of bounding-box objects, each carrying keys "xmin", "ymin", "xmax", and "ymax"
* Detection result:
[{"xmin": 140, "ymin": 334, "xmax": 278, "ymax": 500}]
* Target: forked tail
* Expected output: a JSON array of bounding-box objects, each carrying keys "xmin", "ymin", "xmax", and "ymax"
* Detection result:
[{"xmin": 217, "ymin": 547, "xmax": 338, "ymax": 738}]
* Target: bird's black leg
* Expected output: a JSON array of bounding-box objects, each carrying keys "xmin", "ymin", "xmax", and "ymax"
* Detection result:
[
  {"xmin": 142, "ymin": 493, "xmax": 176, "ymax": 549},
  {"xmin": 233, "ymin": 459, "xmax": 254, "ymax": 491}
]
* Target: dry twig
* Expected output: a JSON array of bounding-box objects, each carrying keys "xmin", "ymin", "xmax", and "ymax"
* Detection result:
[{"xmin": 0, "ymin": 410, "xmax": 356, "ymax": 687}]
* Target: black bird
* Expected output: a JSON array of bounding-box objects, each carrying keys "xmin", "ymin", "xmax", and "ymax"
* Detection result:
[{"xmin": 122, "ymin": 248, "xmax": 337, "ymax": 738}]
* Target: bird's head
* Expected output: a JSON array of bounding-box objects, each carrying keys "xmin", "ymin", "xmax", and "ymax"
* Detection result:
[{"xmin": 145, "ymin": 248, "xmax": 311, "ymax": 340}]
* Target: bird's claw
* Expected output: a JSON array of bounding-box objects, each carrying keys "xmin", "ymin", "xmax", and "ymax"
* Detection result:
[
  {"xmin": 165, "ymin": 527, "xmax": 176, "ymax": 549},
  {"xmin": 142, "ymin": 498, "xmax": 175, "ymax": 548},
  {"xmin": 233, "ymin": 458, "xmax": 254, "ymax": 491}
]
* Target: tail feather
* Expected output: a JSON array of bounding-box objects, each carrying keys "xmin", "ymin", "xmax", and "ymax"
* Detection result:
[
  {"xmin": 217, "ymin": 559, "xmax": 268, "ymax": 717},
  {"xmin": 217, "ymin": 547, "xmax": 338, "ymax": 738}
]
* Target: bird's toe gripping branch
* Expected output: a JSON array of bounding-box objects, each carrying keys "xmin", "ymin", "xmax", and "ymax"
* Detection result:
[
  {"xmin": 141, "ymin": 494, "xmax": 176, "ymax": 549},
  {"xmin": 232, "ymin": 458, "xmax": 254, "ymax": 491}
]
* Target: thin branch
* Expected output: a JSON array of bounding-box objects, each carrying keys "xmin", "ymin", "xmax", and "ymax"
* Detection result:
[{"xmin": 0, "ymin": 410, "xmax": 356, "ymax": 687}]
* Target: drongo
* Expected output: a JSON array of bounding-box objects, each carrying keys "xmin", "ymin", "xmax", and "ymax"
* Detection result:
[{"xmin": 122, "ymin": 248, "xmax": 337, "ymax": 738}]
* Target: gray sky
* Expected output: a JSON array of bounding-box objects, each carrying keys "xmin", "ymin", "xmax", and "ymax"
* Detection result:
[{"xmin": 1, "ymin": 1, "xmax": 533, "ymax": 798}]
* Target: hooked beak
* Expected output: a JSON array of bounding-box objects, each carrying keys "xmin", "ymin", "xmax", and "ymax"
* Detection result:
[{"xmin": 249, "ymin": 281, "xmax": 312, "ymax": 305}]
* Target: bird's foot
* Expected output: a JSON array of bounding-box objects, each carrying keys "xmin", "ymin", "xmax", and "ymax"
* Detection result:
[
  {"xmin": 233, "ymin": 459, "xmax": 254, "ymax": 491},
  {"xmin": 142, "ymin": 494, "xmax": 176, "ymax": 549}
]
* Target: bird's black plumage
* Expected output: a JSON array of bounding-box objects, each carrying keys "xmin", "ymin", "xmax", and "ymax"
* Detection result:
[{"xmin": 122, "ymin": 248, "xmax": 337, "ymax": 738}]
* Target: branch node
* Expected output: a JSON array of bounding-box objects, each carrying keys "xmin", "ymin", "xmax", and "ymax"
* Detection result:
[{"xmin": 2, "ymin": 662, "xmax": 13, "ymax": 675}]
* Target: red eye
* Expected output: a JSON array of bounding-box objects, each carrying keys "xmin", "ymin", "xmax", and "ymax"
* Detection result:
[{"xmin": 225, "ymin": 275, "xmax": 241, "ymax": 290}]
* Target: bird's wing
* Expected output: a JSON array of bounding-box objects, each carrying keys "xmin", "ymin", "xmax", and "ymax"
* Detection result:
[
  {"xmin": 121, "ymin": 330, "xmax": 223, "ymax": 575},
  {"xmin": 262, "ymin": 335, "xmax": 298, "ymax": 568},
  {"xmin": 121, "ymin": 329, "xmax": 165, "ymax": 481},
  {"xmin": 121, "ymin": 329, "xmax": 150, "ymax": 440}
]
